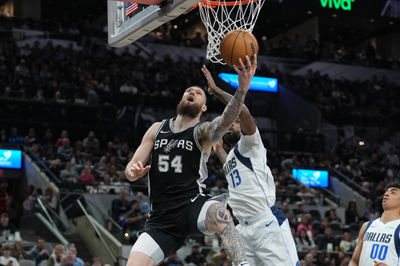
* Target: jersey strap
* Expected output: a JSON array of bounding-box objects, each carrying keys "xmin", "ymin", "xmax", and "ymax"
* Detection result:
[
  {"xmin": 233, "ymin": 146, "xmax": 253, "ymax": 171},
  {"xmin": 394, "ymin": 223, "xmax": 400, "ymax": 257}
]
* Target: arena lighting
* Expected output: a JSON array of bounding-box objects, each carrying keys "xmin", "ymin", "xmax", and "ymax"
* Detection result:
[
  {"xmin": 218, "ymin": 73, "xmax": 278, "ymax": 93},
  {"xmin": 0, "ymin": 149, "xmax": 22, "ymax": 169},
  {"xmin": 292, "ymin": 169, "xmax": 329, "ymax": 188}
]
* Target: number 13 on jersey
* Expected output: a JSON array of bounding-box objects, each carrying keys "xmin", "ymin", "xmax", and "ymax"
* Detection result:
[{"xmin": 230, "ymin": 169, "xmax": 241, "ymax": 188}]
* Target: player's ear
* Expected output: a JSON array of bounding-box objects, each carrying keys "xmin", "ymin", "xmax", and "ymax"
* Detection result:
[{"xmin": 201, "ymin": 104, "xmax": 207, "ymax": 113}]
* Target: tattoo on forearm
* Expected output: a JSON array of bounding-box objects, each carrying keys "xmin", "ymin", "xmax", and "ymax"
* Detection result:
[
  {"xmin": 205, "ymin": 203, "xmax": 246, "ymax": 265},
  {"xmin": 208, "ymin": 89, "xmax": 246, "ymax": 142},
  {"xmin": 219, "ymin": 223, "xmax": 246, "ymax": 265}
]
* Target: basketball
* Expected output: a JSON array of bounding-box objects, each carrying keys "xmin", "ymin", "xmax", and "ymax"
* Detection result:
[{"xmin": 220, "ymin": 29, "xmax": 259, "ymax": 66}]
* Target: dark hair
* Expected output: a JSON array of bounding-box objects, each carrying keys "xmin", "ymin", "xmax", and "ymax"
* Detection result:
[{"xmin": 385, "ymin": 183, "xmax": 400, "ymax": 191}]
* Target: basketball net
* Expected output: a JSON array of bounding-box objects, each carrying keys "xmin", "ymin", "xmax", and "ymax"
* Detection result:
[{"xmin": 198, "ymin": 0, "xmax": 265, "ymax": 64}]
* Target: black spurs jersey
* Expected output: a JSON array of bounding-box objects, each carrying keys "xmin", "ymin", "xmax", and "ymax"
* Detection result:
[{"xmin": 148, "ymin": 118, "xmax": 209, "ymax": 208}]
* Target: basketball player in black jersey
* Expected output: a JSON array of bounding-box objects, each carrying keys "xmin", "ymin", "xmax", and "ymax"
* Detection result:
[{"xmin": 124, "ymin": 55, "xmax": 257, "ymax": 266}]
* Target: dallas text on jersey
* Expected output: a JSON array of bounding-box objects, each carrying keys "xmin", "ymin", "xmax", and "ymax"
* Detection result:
[{"xmin": 223, "ymin": 157, "xmax": 237, "ymax": 175}]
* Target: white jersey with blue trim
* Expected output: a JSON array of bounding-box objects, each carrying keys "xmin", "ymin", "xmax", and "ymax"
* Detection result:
[
  {"xmin": 359, "ymin": 218, "xmax": 400, "ymax": 266},
  {"xmin": 223, "ymin": 129, "xmax": 276, "ymax": 221}
]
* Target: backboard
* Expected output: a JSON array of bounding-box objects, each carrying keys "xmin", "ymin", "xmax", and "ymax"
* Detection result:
[{"xmin": 107, "ymin": 0, "xmax": 200, "ymax": 47}]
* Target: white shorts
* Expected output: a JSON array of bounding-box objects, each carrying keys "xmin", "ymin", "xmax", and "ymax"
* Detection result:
[{"xmin": 236, "ymin": 207, "xmax": 299, "ymax": 266}]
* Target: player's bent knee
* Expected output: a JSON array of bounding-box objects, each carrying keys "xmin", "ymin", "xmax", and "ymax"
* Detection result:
[{"xmin": 205, "ymin": 202, "xmax": 233, "ymax": 233}]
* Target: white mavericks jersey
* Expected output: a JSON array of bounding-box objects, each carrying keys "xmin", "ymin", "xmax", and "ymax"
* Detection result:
[
  {"xmin": 359, "ymin": 218, "xmax": 400, "ymax": 266},
  {"xmin": 223, "ymin": 129, "xmax": 276, "ymax": 221}
]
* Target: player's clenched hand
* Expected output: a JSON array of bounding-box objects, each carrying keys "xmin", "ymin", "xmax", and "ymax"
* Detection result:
[
  {"xmin": 374, "ymin": 261, "xmax": 388, "ymax": 266},
  {"xmin": 201, "ymin": 65, "xmax": 217, "ymax": 95},
  {"xmin": 233, "ymin": 54, "xmax": 257, "ymax": 91},
  {"xmin": 125, "ymin": 160, "xmax": 150, "ymax": 181}
]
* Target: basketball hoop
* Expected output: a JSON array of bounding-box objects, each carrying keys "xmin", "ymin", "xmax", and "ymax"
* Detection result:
[{"xmin": 197, "ymin": 0, "xmax": 265, "ymax": 64}]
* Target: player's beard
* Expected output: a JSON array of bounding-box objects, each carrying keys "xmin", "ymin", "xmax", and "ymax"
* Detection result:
[
  {"xmin": 176, "ymin": 100, "xmax": 202, "ymax": 118},
  {"xmin": 223, "ymin": 131, "xmax": 241, "ymax": 148}
]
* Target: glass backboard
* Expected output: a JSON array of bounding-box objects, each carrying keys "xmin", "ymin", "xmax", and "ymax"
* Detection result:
[{"xmin": 107, "ymin": 0, "xmax": 200, "ymax": 47}]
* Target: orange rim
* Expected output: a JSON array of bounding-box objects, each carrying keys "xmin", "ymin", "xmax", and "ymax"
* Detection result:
[{"xmin": 190, "ymin": 0, "xmax": 258, "ymax": 9}]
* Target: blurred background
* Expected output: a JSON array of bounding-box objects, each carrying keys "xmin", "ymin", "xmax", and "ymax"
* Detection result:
[{"xmin": 0, "ymin": 0, "xmax": 399, "ymax": 265}]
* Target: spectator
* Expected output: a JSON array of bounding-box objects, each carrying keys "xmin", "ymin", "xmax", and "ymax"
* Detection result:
[
  {"xmin": 12, "ymin": 241, "xmax": 29, "ymax": 260},
  {"xmin": 326, "ymin": 208, "xmax": 342, "ymax": 224},
  {"xmin": 68, "ymin": 246, "xmax": 84, "ymax": 266},
  {"xmin": 293, "ymin": 201, "xmax": 306, "ymax": 218},
  {"xmin": 296, "ymin": 186, "xmax": 313, "ymax": 204},
  {"xmin": 79, "ymin": 165, "xmax": 94, "ymax": 183},
  {"xmin": 83, "ymin": 131, "xmax": 99, "ymax": 155},
  {"xmin": 297, "ymin": 213, "xmax": 315, "ymax": 237},
  {"xmin": 211, "ymin": 249, "xmax": 232, "ymax": 266},
  {"xmin": 111, "ymin": 190, "xmax": 129, "ymax": 223},
  {"xmin": 94, "ymin": 156, "xmax": 108, "ymax": 179},
  {"xmin": 159, "ymin": 252, "xmax": 183, "ymax": 266},
  {"xmin": 311, "ymin": 190, "xmax": 325, "ymax": 206},
  {"xmin": 362, "ymin": 202, "xmax": 379, "ymax": 221},
  {"xmin": 316, "ymin": 227, "xmax": 337, "ymax": 251},
  {"xmin": 184, "ymin": 243, "xmax": 206, "ymax": 265},
  {"xmin": 48, "ymin": 244, "xmax": 65, "ymax": 266},
  {"xmin": 29, "ymin": 238, "xmax": 50, "ymax": 265},
  {"xmin": 0, "ymin": 181, "xmax": 12, "ymax": 212},
  {"xmin": 0, "ymin": 245, "xmax": 19, "ymax": 266},
  {"xmin": 55, "ymin": 130, "xmax": 69, "ymax": 148},
  {"xmin": 339, "ymin": 232, "xmax": 355, "ymax": 252},
  {"xmin": 92, "ymin": 257, "xmax": 102, "ymax": 266},
  {"xmin": 60, "ymin": 162, "xmax": 79, "ymax": 183},
  {"xmin": 57, "ymin": 138, "xmax": 74, "ymax": 161},
  {"xmin": 345, "ymin": 200, "xmax": 359, "ymax": 224},
  {"xmin": 296, "ymin": 229, "xmax": 316, "ymax": 252},
  {"xmin": 0, "ymin": 212, "xmax": 15, "ymax": 240},
  {"xmin": 280, "ymin": 202, "xmax": 295, "ymax": 224},
  {"xmin": 123, "ymin": 199, "xmax": 148, "ymax": 242},
  {"xmin": 43, "ymin": 187, "xmax": 58, "ymax": 212},
  {"xmin": 302, "ymin": 252, "xmax": 316, "ymax": 266}
]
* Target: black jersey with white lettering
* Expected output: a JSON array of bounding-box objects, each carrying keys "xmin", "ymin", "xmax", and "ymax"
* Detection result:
[{"xmin": 148, "ymin": 118, "xmax": 209, "ymax": 209}]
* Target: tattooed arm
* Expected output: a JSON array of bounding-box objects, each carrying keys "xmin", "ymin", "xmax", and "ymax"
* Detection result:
[
  {"xmin": 201, "ymin": 65, "xmax": 257, "ymax": 136},
  {"xmin": 198, "ymin": 55, "xmax": 257, "ymax": 153}
]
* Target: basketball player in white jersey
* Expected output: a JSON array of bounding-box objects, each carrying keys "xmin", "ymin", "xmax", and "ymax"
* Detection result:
[
  {"xmin": 350, "ymin": 183, "xmax": 400, "ymax": 266},
  {"xmin": 202, "ymin": 65, "xmax": 299, "ymax": 265}
]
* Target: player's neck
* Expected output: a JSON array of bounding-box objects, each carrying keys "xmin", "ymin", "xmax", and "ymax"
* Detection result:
[
  {"xmin": 381, "ymin": 209, "xmax": 400, "ymax": 223},
  {"xmin": 174, "ymin": 114, "xmax": 200, "ymax": 131}
]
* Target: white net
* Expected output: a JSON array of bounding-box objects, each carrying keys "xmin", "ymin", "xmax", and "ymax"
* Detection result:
[{"xmin": 198, "ymin": 0, "xmax": 265, "ymax": 64}]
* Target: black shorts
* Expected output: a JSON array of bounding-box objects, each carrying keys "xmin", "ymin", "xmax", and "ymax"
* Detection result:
[{"xmin": 143, "ymin": 195, "xmax": 210, "ymax": 257}]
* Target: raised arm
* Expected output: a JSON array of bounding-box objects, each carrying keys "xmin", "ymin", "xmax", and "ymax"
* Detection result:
[
  {"xmin": 197, "ymin": 55, "xmax": 257, "ymax": 153},
  {"xmin": 124, "ymin": 122, "xmax": 160, "ymax": 182},
  {"xmin": 201, "ymin": 64, "xmax": 256, "ymax": 136},
  {"xmin": 212, "ymin": 139, "xmax": 228, "ymax": 164},
  {"xmin": 349, "ymin": 222, "xmax": 368, "ymax": 266}
]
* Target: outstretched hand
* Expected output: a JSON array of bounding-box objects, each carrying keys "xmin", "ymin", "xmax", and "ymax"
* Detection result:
[
  {"xmin": 233, "ymin": 54, "xmax": 257, "ymax": 91},
  {"xmin": 126, "ymin": 160, "xmax": 151, "ymax": 181},
  {"xmin": 201, "ymin": 65, "xmax": 217, "ymax": 95}
]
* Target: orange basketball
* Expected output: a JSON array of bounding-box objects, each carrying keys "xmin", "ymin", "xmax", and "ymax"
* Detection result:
[{"xmin": 220, "ymin": 29, "xmax": 259, "ymax": 66}]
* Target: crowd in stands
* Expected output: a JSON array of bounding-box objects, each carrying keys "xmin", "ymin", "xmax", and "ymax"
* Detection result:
[{"xmin": 281, "ymin": 70, "xmax": 400, "ymax": 126}]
